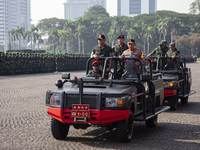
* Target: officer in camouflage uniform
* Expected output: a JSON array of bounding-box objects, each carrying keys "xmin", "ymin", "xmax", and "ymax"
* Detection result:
[
  {"xmin": 113, "ymin": 35, "xmax": 128, "ymax": 79},
  {"xmin": 165, "ymin": 42, "xmax": 181, "ymax": 70},
  {"xmin": 91, "ymin": 34, "xmax": 113, "ymax": 72},
  {"xmin": 119, "ymin": 39, "xmax": 146, "ymax": 79},
  {"xmin": 166, "ymin": 43, "xmax": 181, "ymax": 58},
  {"xmin": 161, "ymin": 40, "xmax": 169, "ymax": 54},
  {"xmin": 147, "ymin": 43, "xmax": 166, "ymax": 57},
  {"xmin": 113, "ymin": 35, "xmax": 128, "ymax": 56}
]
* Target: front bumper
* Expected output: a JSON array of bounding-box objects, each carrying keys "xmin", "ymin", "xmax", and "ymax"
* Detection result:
[{"xmin": 47, "ymin": 107, "xmax": 130, "ymax": 126}]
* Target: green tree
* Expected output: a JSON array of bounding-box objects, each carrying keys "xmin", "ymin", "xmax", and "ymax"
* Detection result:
[
  {"xmin": 47, "ymin": 28, "xmax": 59, "ymax": 53},
  {"xmin": 10, "ymin": 29, "xmax": 17, "ymax": 50},
  {"xmin": 189, "ymin": 0, "xmax": 200, "ymax": 14},
  {"xmin": 15, "ymin": 26, "xmax": 25, "ymax": 49},
  {"xmin": 58, "ymin": 30, "xmax": 68, "ymax": 53},
  {"xmin": 24, "ymin": 25, "xmax": 39, "ymax": 49}
]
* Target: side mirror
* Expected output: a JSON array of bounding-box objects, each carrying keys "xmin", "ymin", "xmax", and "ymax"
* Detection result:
[
  {"xmin": 62, "ymin": 73, "xmax": 70, "ymax": 79},
  {"xmin": 141, "ymin": 74, "xmax": 151, "ymax": 82}
]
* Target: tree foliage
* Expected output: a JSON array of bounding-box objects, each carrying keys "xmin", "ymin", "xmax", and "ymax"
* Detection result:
[{"xmin": 29, "ymin": 5, "xmax": 200, "ymax": 56}]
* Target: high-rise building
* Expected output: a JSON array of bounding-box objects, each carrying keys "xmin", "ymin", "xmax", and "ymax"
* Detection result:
[
  {"xmin": 64, "ymin": 0, "xmax": 106, "ymax": 21},
  {"xmin": 108, "ymin": 0, "xmax": 157, "ymax": 17},
  {"xmin": 0, "ymin": 0, "xmax": 31, "ymax": 50}
]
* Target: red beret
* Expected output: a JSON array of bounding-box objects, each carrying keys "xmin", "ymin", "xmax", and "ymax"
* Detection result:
[{"xmin": 92, "ymin": 61, "xmax": 100, "ymax": 66}]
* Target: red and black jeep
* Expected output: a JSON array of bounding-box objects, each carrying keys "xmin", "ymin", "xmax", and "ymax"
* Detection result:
[
  {"xmin": 149, "ymin": 57, "xmax": 195, "ymax": 110},
  {"xmin": 46, "ymin": 57, "xmax": 169, "ymax": 142}
]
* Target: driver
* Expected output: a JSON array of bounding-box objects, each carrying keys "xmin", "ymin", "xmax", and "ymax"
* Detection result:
[{"xmin": 87, "ymin": 61, "xmax": 102, "ymax": 78}]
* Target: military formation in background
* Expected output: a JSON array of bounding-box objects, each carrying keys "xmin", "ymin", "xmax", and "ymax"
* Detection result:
[
  {"xmin": 0, "ymin": 34, "xmax": 197, "ymax": 76},
  {"xmin": 0, "ymin": 52, "xmax": 89, "ymax": 75}
]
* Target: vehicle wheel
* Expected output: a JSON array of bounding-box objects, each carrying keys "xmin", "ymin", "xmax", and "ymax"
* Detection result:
[
  {"xmin": 145, "ymin": 115, "xmax": 158, "ymax": 127},
  {"xmin": 181, "ymin": 83, "xmax": 190, "ymax": 104},
  {"xmin": 168, "ymin": 95, "xmax": 178, "ymax": 110},
  {"xmin": 116, "ymin": 111, "xmax": 134, "ymax": 143},
  {"xmin": 51, "ymin": 118, "xmax": 69, "ymax": 140},
  {"xmin": 181, "ymin": 97, "xmax": 188, "ymax": 104}
]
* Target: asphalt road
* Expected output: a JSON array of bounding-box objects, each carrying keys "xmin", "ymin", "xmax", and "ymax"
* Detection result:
[{"xmin": 0, "ymin": 64, "xmax": 199, "ymax": 150}]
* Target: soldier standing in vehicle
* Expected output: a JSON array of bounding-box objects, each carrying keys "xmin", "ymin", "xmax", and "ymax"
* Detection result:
[
  {"xmin": 119, "ymin": 39, "xmax": 145, "ymax": 78},
  {"xmin": 147, "ymin": 42, "xmax": 166, "ymax": 57},
  {"xmin": 161, "ymin": 40, "xmax": 169, "ymax": 53},
  {"xmin": 147, "ymin": 42, "xmax": 168, "ymax": 70},
  {"xmin": 113, "ymin": 35, "xmax": 128, "ymax": 78},
  {"xmin": 165, "ymin": 42, "xmax": 182, "ymax": 69},
  {"xmin": 166, "ymin": 42, "xmax": 181, "ymax": 59},
  {"xmin": 91, "ymin": 34, "xmax": 113, "ymax": 72},
  {"xmin": 113, "ymin": 35, "xmax": 128, "ymax": 56}
]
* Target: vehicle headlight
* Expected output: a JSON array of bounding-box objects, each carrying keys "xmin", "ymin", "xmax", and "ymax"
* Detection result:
[
  {"xmin": 164, "ymin": 81, "xmax": 177, "ymax": 88},
  {"xmin": 105, "ymin": 96, "xmax": 128, "ymax": 107},
  {"xmin": 50, "ymin": 93, "xmax": 62, "ymax": 107}
]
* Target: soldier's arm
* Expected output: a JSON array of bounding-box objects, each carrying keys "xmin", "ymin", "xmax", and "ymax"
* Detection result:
[
  {"xmin": 172, "ymin": 51, "xmax": 181, "ymax": 59},
  {"xmin": 147, "ymin": 49, "xmax": 156, "ymax": 57}
]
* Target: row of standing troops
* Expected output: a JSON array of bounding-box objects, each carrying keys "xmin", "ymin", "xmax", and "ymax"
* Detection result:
[{"xmin": 0, "ymin": 52, "xmax": 89, "ymax": 75}]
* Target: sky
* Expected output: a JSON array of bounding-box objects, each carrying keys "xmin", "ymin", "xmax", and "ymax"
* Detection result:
[{"xmin": 31, "ymin": 0, "xmax": 195, "ymax": 25}]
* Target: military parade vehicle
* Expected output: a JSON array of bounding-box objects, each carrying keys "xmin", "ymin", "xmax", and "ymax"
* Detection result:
[
  {"xmin": 149, "ymin": 57, "xmax": 195, "ymax": 110},
  {"xmin": 46, "ymin": 57, "xmax": 169, "ymax": 142}
]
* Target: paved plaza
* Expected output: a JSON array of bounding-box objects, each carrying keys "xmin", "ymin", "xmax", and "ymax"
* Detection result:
[{"xmin": 0, "ymin": 64, "xmax": 199, "ymax": 150}]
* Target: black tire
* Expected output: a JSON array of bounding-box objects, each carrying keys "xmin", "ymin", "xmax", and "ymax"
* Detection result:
[
  {"xmin": 51, "ymin": 118, "xmax": 69, "ymax": 140},
  {"xmin": 116, "ymin": 111, "xmax": 134, "ymax": 143},
  {"xmin": 181, "ymin": 97, "xmax": 188, "ymax": 104},
  {"xmin": 181, "ymin": 83, "xmax": 190, "ymax": 104},
  {"xmin": 145, "ymin": 115, "xmax": 158, "ymax": 127},
  {"xmin": 168, "ymin": 94, "xmax": 178, "ymax": 110}
]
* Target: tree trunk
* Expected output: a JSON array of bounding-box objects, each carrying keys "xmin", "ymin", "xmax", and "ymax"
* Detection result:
[
  {"xmin": 31, "ymin": 34, "xmax": 33, "ymax": 49},
  {"xmin": 171, "ymin": 31, "xmax": 173, "ymax": 43},
  {"xmin": 143, "ymin": 40, "xmax": 146, "ymax": 54},
  {"xmin": 159, "ymin": 34, "xmax": 161, "ymax": 42},
  {"xmin": 82, "ymin": 40, "xmax": 85, "ymax": 54},
  {"xmin": 147, "ymin": 41, "xmax": 150, "ymax": 54},
  {"xmin": 78, "ymin": 37, "xmax": 81, "ymax": 54},
  {"xmin": 112, "ymin": 40, "xmax": 114, "ymax": 47}
]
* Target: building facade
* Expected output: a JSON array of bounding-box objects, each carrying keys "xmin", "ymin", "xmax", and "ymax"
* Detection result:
[
  {"xmin": 0, "ymin": 0, "xmax": 31, "ymax": 50},
  {"xmin": 108, "ymin": 0, "xmax": 157, "ymax": 17},
  {"xmin": 64, "ymin": 0, "xmax": 106, "ymax": 21}
]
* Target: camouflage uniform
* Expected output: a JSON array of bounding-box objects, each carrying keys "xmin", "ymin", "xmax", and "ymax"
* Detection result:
[
  {"xmin": 166, "ymin": 48, "xmax": 180, "ymax": 57},
  {"xmin": 113, "ymin": 43, "xmax": 128, "ymax": 56},
  {"xmin": 151, "ymin": 46, "xmax": 167, "ymax": 57},
  {"xmin": 91, "ymin": 44, "xmax": 113, "ymax": 58},
  {"xmin": 91, "ymin": 44, "xmax": 113, "ymax": 67}
]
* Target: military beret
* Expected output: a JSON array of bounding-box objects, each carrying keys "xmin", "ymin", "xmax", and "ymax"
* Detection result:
[
  {"xmin": 98, "ymin": 35, "xmax": 105, "ymax": 40},
  {"xmin": 92, "ymin": 61, "xmax": 100, "ymax": 66}
]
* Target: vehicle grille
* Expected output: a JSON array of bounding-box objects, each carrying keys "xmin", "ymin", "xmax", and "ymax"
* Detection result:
[{"xmin": 64, "ymin": 94, "xmax": 98, "ymax": 109}]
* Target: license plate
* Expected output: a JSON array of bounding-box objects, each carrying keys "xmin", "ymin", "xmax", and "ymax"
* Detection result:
[{"xmin": 71, "ymin": 105, "xmax": 90, "ymax": 118}]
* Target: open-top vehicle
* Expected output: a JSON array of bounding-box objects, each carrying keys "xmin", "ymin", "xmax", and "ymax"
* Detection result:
[
  {"xmin": 149, "ymin": 56, "xmax": 196, "ymax": 110},
  {"xmin": 46, "ymin": 57, "xmax": 169, "ymax": 142}
]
